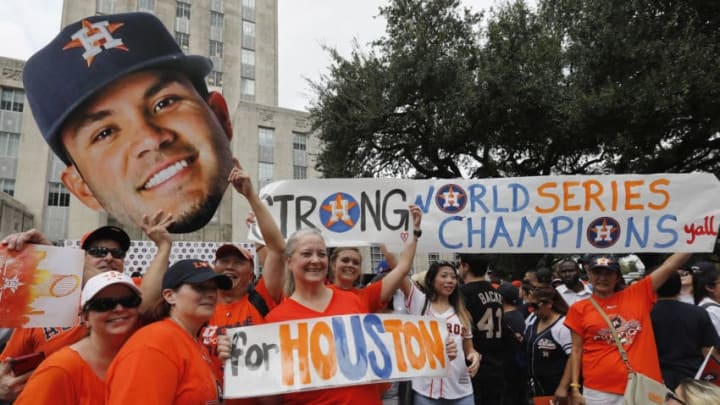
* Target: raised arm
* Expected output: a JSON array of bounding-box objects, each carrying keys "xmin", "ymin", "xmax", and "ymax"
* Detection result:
[
  {"xmin": 649, "ymin": 252, "xmax": 693, "ymax": 291},
  {"xmin": 138, "ymin": 210, "xmax": 173, "ymax": 313},
  {"xmin": 381, "ymin": 205, "xmax": 421, "ymax": 302},
  {"xmin": 228, "ymin": 159, "xmax": 285, "ymax": 303}
]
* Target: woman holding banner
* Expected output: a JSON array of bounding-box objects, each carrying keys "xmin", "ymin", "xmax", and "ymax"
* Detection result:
[
  {"xmin": 329, "ymin": 243, "xmax": 402, "ymax": 313},
  {"xmin": 15, "ymin": 271, "xmax": 141, "ymax": 405},
  {"xmin": 565, "ymin": 253, "xmax": 691, "ymax": 405},
  {"xmin": 400, "ymin": 261, "xmax": 481, "ymax": 405},
  {"xmin": 264, "ymin": 205, "xmax": 422, "ymax": 405}
]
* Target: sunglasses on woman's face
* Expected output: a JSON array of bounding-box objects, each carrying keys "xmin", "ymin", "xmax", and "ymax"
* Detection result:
[
  {"xmin": 84, "ymin": 294, "xmax": 141, "ymax": 312},
  {"xmin": 528, "ymin": 301, "xmax": 547, "ymax": 310},
  {"xmin": 677, "ymin": 269, "xmax": 691, "ymax": 277}
]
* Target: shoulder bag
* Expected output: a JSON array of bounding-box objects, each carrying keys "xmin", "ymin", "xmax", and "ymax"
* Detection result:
[{"xmin": 589, "ymin": 298, "xmax": 668, "ymax": 405}]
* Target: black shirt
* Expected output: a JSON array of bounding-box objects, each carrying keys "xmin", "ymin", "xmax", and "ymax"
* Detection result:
[
  {"xmin": 461, "ymin": 280, "xmax": 505, "ymax": 376},
  {"xmin": 651, "ymin": 299, "xmax": 720, "ymax": 390}
]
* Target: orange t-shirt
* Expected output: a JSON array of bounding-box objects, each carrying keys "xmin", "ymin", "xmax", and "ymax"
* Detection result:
[
  {"xmin": 564, "ymin": 277, "xmax": 661, "ymax": 394},
  {"xmin": 106, "ymin": 318, "xmax": 221, "ymax": 405},
  {"xmin": 329, "ymin": 280, "xmax": 384, "ymax": 313},
  {"xmin": 0, "ymin": 325, "xmax": 88, "ymax": 362},
  {"xmin": 14, "ymin": 346, "xmax": 103, "ymax": 405},
  {"xmin": 264, "ymin": 288, "xmax": 382, "ymax": 405},
  {"xmin": 202, "ymin": 278, "xmax": 277, "ymax": 405}
]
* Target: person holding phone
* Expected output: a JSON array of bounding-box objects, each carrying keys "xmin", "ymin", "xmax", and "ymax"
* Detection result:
[{"xmin": 14, "ymin": 271, "xmax": 141, "ymax": 405}]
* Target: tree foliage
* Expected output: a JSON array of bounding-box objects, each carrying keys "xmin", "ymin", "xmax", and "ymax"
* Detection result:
[{"xmin": 310, "ymin": 0, "xmax": 720, "ymax": 179}]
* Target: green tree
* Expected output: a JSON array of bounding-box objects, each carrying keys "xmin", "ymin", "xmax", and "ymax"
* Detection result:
[{"xmin": 311, "ymin": 0, "xmax": 720, "ymax": 178}]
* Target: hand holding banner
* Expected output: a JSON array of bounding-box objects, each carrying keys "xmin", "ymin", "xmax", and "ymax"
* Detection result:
[{"xmin": 0, "ymin": 244, "xmax": 84, "ymax": 327}]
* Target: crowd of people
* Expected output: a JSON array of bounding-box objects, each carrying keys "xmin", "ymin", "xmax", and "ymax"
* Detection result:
[{"xmin": 1, "ymin": 8, "xmax": 719, "ymax": 405}]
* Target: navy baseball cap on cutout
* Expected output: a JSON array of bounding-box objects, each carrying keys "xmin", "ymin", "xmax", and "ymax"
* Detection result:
[
  {"xmin": 23, "ymin": 12, "xmax": 213, "ymax": 165},
  {"xmin": 162, "ymin": 259, "xmax": 231, "ymax": 290}
]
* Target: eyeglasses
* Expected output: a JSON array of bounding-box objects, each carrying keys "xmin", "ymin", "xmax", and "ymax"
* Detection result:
[
  {"xmin": 677, "ymin": 269, "xmax": 691, "ymax": 277},
  {"xmin": 528, "ymin": 301, "xmax": 547, "ymax": 310},
  {"xmin": 86, "ymin": 246, "xmax": 126, "ymax": 259},
  {"xmin": 665, "ymin": 391, "xmax": 687, "ymax": 405},
  {"xmin": 84, "ymin": 294, "xmax": 141, "ymax": 312}
]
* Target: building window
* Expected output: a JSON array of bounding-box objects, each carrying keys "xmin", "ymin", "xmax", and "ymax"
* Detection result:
[
  {"xmin": 175, "ymin": 32, "xmax": 190, "ymax": 50},
  {"xmin": 242, "ymin": 0, "xmax": 256, "ymax": 20},
  {"xmin": 48, "ymin": 182, "xmax": 70, "ymax": 207},
  {"xmin": 209, "ymin": 40, "xmax": 224, "ymax": 58},
  {"xmin": 242, "ymin": 49, "xmax": 255, "ymax": 66},
  {"xmin": 138, "ymin": 0, "xmax": 155, "ymax": 12},
  {"xmin": 293, "ymin": 166, "xmax": 306, "ymax": 179},
  {"xmin": 258, "ymin": 162, "xmax": 274, "ymax": 189},
  {"xmin": 428, "ymin": 252, "xmax": 440, "ymax": 264},
  {"xmin": 210, "ymin": 11, "xmax": 224, "ymax": 28},
  {"xmin": 176, "ymin": 1, "xmax": 191, "ymax": 19},
  {"xmin": 241, "ymin": 78, "xmax": 255, "ymax": 99},
  {"xmin": 208, "ymin": 71, "xmax": 223, "ymax": 87},
  {"xmin": 293, "ymin": 133, "xmax": 307, "ymax": 151},
  {"xmin": 242, "ymin": 20, "xmax": 255, "ymax": 49},
  {"xmin": 0, "ymin": 178, "xmax": 15, "ymax": 196},
  {"xmin": 0, "ymin": 132, "xmax": 20, "ymax": 157},
  {"xmin": 258, "ymin": 127, "xmax": 274, "ymax": 162},
  {"xmin": 96, "ymin": 0, "xmax": 116, "ymax": 14},
  {"xmin": 0, "ymin": 88, "xmax": 24, "ymax": 112}
]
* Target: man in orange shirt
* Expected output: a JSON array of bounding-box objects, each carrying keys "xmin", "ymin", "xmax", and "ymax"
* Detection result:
[
  {"xmin": 201, "ymin": 161, "xmax": 285, "ymax": 404},
  {"xmin": 0, "ymin": 211, "xmax": 172, "ymax": 401}
]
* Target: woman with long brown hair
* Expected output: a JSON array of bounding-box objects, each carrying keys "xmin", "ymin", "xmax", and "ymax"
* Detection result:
[{"xmin": 400, "ymin": 261, "xmax": 481, "ymax": 404}]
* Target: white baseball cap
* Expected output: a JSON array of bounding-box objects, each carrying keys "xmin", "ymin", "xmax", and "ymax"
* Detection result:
[{"xmin": 81, "ymin": 271, "xmax": 141, "ymax": 308}]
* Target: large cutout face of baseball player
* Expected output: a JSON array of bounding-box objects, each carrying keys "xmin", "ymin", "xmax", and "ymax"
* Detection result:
[{"xmin": 59, "ymin": 69, "xmax": 234, "ymax": 233}]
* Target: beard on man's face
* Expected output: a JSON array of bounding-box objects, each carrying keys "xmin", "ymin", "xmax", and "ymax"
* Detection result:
[{"xmin": 167, "ymin": 191, "xmax": 224, "ymax": 233}]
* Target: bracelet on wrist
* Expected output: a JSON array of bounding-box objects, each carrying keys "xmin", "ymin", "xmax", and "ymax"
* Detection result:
[
  {"xmin": 569, "ymin": 383, "xmax": 582, "ymax": 390},
  {"xmin": 413, "ymin": 229, "xmax": 422, "ymax": 239}
]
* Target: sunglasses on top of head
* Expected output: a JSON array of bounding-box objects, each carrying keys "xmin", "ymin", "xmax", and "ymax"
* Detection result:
[
  {"xmin": 86, "ymin": 246, "xmax": 126, "ymax": 259},
  {"xmin": 84, "ymin": 294, "xmax": 141, "ymax": 312}
]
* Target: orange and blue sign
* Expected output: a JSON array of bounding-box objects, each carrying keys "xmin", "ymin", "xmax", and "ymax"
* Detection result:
[{"xmin": 224, "ymin": 314, "xmax": 449, "ymax": 398}]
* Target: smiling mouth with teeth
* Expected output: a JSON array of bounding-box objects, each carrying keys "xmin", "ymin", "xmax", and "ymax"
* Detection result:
[{"xmin": 143, "ymin": 159, "xmax": 190, "ymax": 190}]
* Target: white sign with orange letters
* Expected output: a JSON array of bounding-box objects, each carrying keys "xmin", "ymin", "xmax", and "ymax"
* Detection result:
[
  {"xmin": 224, "ymin": 314, "xmax": 449, "ymax": 398},
  {"xmin": 257, "ymin": 173, "xmax": 720, "ymax": 253}
]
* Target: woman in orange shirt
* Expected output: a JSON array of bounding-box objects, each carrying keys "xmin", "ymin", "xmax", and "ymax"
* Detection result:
[
  {"xmin": 264, "ymin": 205, "xmax": 422, "ymax": 405},
  {"xmin": 15, "ymin": 271, "xmax": 142, "ymax": 405},
  {"xmin": 105, "ymin": 259, "xmax": 232, "ymax": 405},
  {"xmin": 565, "ymin": 253, "xmax": 690, "ymax": 405}
]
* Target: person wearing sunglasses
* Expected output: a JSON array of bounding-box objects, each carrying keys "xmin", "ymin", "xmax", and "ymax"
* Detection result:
[
  {"xmin": 106, "ymin": 259, "xmax": 231, "ymax": 404},
  {"xmin": 15, "ymin": 271, "xmax": 142, "ymax": 405},
  {"xmin": 676, "ymin": 265, "xmax": 695, "ymax": 304},
  {"xmin": 524, "ymin": 285, "xmax": 572, "ymax": 404},
  {"xmin": 0, "ymin": 212, "xmax": 172, "ymax": 402}
]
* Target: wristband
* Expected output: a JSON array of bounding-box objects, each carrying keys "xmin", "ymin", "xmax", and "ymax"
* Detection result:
[
  {"xmin": 569, "ymin": 383, "xmax": 581, "ymax": 390},
  {"xmin": 413, "ymin": 229, "xmax": 422, "ymax": 239}
]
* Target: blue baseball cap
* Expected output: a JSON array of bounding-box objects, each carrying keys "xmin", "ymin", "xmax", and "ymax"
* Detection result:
[
  {"xmin": 162, "ymin": 259, "xmax": 231, "ymax": 290},
  {"xmin": 23, "ymin": 12, "xmax": 213, "ymax": 165}
]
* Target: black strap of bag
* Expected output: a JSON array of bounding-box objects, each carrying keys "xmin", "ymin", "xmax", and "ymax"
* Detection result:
[{"xmin": 248, "ymin": 283, "xmax": 270, "ymax": 317}]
